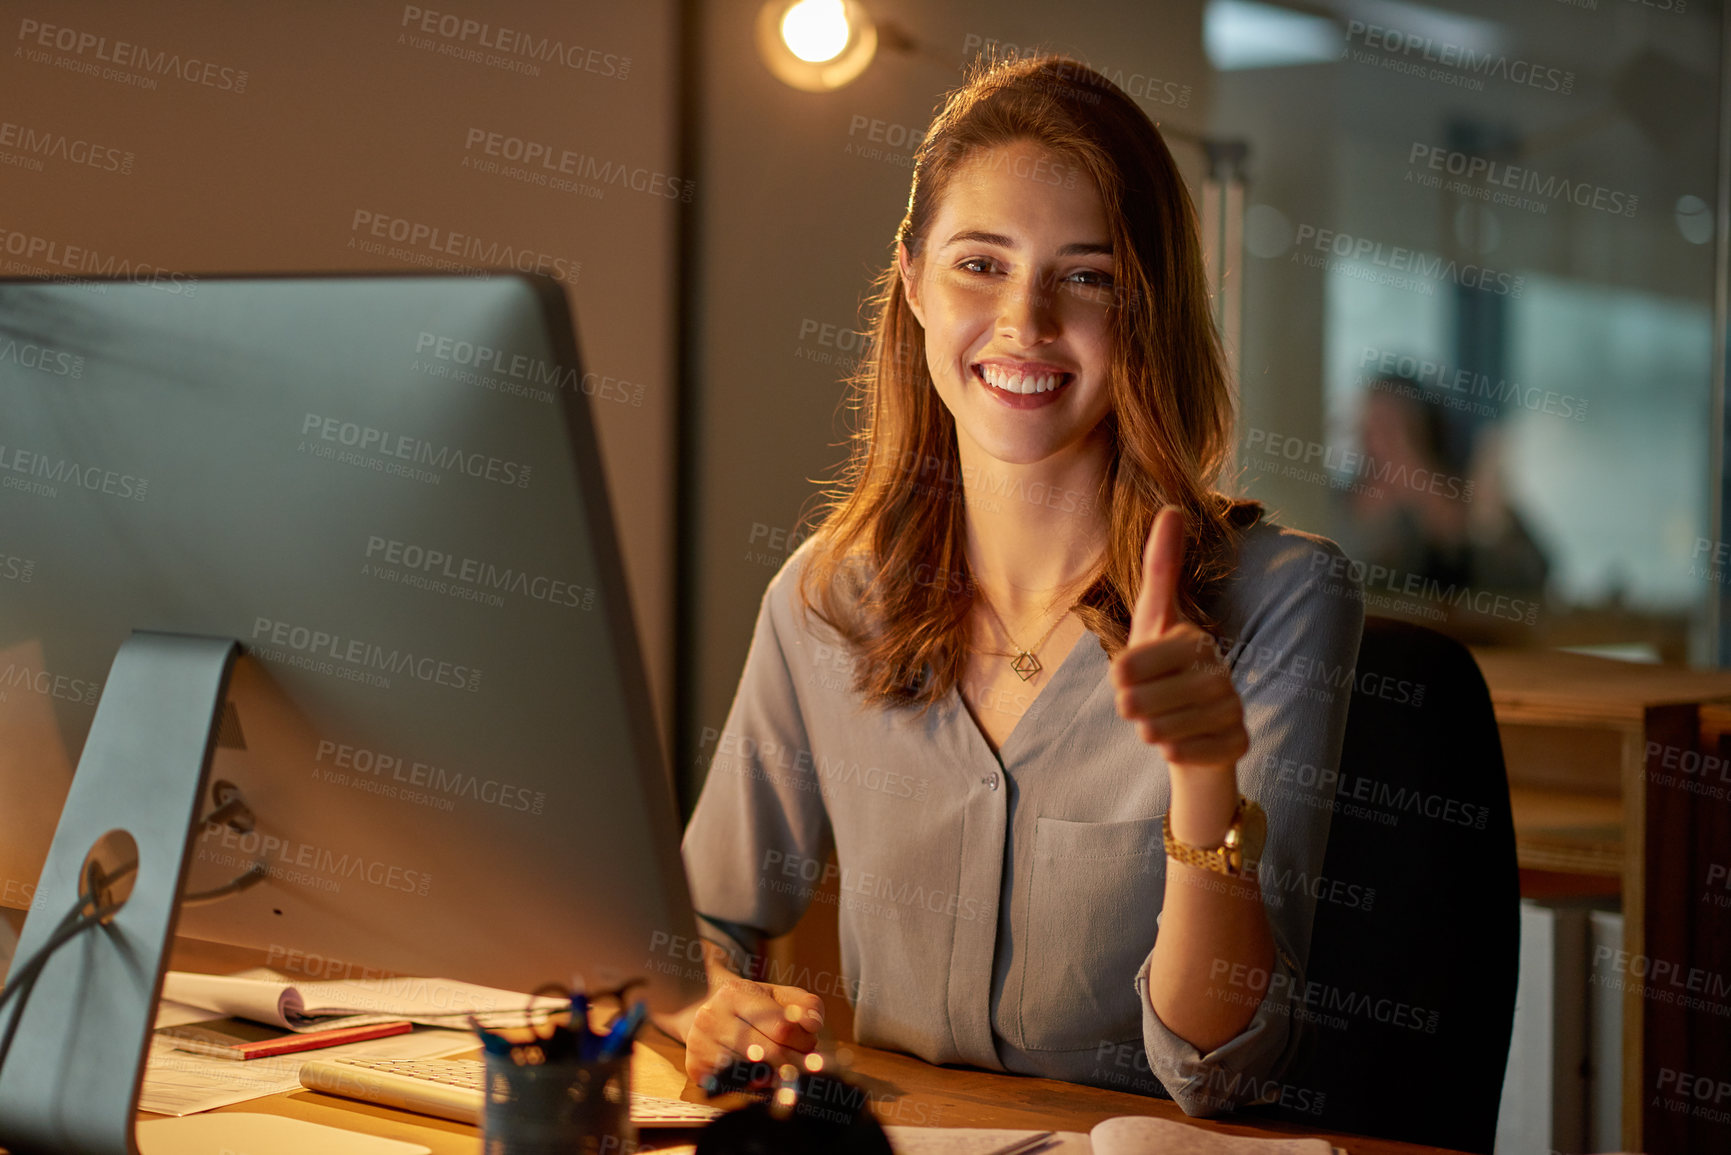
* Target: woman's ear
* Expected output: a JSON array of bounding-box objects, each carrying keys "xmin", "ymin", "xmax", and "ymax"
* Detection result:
[{"xmin": 898, "ymin": 241, "xmax": 925, "ymax": 327}]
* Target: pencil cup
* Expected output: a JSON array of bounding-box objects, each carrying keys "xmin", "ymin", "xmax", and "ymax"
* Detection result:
[{"xmin": 481, "ymin": 1051, "xmax": 636, "ymax": 1155}]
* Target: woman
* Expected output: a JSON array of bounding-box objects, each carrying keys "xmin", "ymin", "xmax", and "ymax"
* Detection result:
[{"xmin": 675, "ymin": 54, "xmax": 1362, "ymax": 1115}]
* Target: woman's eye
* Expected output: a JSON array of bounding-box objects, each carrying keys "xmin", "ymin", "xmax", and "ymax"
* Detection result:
[
  {"xmin": 1068, "ymin": 269, "xmax": 1114, "ymax": 286},
  {"xmin": 958, "ymin": 257, "xmax": 998, "ymax": 275}
]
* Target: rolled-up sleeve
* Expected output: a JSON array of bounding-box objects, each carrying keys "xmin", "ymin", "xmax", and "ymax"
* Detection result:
[
  {"xmin": 1133, "ymin": 529, "xmax": 1364, "ymax": 1115},
  {"xmin": 681, "ymin": 563, "xmax": 833, "ymax": 977}
]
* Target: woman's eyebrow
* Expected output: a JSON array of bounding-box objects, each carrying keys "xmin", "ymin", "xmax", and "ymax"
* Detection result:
[{"xmin": 941, "ymin": 229, "xmax": 1113, "ymax": 257}]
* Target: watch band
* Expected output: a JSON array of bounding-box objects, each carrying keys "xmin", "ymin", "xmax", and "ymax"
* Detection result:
[{"xmin": 1162, "ymin": 795, "xmax": 1259, "ymax": 877}]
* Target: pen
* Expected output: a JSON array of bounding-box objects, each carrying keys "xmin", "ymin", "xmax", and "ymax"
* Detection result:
[
  {"xmin": 597, "ymin": 1001, "xmax": 646, "ymax": 1061},
  {"xmin": 160, "ymin": 1019, "xmax": 414, "ymax": 1061},
  {"xmin": 988, "ymin": 1132, "xmax": 1055, "ymax": 1155},
  {"xmin": 470, "ymin": 1018, "xmax": 515, "ymax": 1058}
]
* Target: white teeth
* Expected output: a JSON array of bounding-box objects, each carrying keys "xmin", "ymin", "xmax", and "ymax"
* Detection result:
[{"xmin": 979, "ymin": 365, "xmax": 1064, "ymax": 394}]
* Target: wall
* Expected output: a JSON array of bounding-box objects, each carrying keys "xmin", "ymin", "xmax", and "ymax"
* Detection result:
[{"xmin": 0, "ymin": 0, "xmax": 680, "ymax": 734}]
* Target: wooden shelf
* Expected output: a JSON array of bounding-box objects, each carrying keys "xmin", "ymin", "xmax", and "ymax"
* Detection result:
[
  {"xmin": 1472, "ymin": 647, "xmax": 1731, "ymax": 728},
  {"xmin": 1508, "ymin": 787, "xmax": 1623, "ymax": 876},
  {"xmin": 1472, "ymin": 645, "xmax": 1731, "ymax": 1154}
]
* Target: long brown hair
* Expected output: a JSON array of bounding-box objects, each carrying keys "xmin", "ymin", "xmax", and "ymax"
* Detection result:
[{"xmin": 799, "ymin": 54, "xmax": 1253, "ymax": 709}]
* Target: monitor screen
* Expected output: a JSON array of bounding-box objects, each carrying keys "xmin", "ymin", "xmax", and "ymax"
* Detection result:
[{"xmin": 0, "ymin": 273, "xmax": 703, "ymax": 1011}]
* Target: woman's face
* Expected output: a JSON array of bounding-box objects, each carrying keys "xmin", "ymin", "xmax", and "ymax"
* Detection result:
[{"xmin": 901, "ymin": 139, "xmax": 1117, "ymax": 470}]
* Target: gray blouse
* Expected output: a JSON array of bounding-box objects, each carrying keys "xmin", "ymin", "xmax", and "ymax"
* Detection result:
[{"xmin": 681, "ymin": 517, "xmax": 1364, "ymax": 1115}]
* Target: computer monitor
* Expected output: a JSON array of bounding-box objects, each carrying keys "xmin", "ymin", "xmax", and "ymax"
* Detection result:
[{"xmin": 0, "ymin": 273, "xmax": 704, "ymax": 1012}]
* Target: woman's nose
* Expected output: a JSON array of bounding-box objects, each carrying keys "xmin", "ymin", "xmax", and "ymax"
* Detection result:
[{"xmin": 996, "ymin": 273, "xmax": 1059, "ymax": 346}]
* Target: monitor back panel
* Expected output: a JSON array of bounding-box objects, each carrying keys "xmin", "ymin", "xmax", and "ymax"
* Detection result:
[{"xmin": 0, "ymin": 274, "xmax": 702, "ymax": 1009}]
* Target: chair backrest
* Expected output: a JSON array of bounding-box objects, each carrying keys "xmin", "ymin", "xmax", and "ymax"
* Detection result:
[{"xmin": 1262, "ymin": 616, "xmax": 1520, "ymax": 1154}]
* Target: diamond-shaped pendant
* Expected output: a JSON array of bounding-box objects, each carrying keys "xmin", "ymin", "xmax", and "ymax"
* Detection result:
[{"xmin": 1010, "ymin": 650, "xmax": 1042, "ymax": 681}]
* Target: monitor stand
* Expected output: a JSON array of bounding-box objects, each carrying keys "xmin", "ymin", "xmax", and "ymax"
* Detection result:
[{"xmin": 0, "ymin": 632, "xmax": 238, "ymax": 1155}]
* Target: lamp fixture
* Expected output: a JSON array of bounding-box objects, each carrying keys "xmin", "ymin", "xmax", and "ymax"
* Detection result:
[{"xmin": 756, "ymin": 0, "xmax": 878, "ymax": 92}]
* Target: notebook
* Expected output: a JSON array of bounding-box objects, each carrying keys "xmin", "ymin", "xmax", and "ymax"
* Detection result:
[{"xmin": 160, "ymin": 968, "xmax": 566, "ymax": 1032}]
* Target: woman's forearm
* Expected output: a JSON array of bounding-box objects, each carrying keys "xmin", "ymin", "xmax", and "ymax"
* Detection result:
[{"xmin": 1146, "ymin": 768, "xmax": 1276, "ymax": 1052}]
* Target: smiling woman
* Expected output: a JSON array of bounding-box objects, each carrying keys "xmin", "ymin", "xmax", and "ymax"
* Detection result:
[{"xmin": 677, "ymin": 55, "xmax": 1365, "ymax": 1117}]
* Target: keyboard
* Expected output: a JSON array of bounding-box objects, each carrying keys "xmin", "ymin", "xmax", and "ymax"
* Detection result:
[{"xmin": 298, "ymin": 1056, "xmax": 726, "ymax": 1129}]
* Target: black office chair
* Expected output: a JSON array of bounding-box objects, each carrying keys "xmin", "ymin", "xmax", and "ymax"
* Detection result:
[{"xmin": 1260, "ymin": 616, "xmax": 1520, "ymax": 1154}]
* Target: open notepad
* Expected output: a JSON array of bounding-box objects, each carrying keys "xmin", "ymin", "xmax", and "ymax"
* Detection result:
[
  {"xmin": 160, "ymin": 968, "xmax": 567, "ymax": 1032},
  {"xmin": 885, "ymin": 1116, "xmax": 1347, "ymax": 1155}
]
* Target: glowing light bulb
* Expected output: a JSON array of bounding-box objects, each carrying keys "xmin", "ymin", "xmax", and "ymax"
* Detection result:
[
  {"xmin": 757, "ymin": 0, "xmax": 879, "ymax": 92},
  {"xmin": 781, "ymin": 0, "xmax": 850, "ymax": 63}
]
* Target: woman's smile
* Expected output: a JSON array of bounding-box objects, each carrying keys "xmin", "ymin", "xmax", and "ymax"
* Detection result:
[{"xmin": 971, "ymin": 358, "xmax": 1075, "ymax": 407}]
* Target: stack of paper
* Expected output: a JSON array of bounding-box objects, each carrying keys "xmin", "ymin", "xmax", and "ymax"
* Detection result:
[
  {"xmin": 160, "ymin": 968, "xmax": 567, "ymax": 1031},
  {"xmin": 143, "ymin": 968, "xmax": 560, "ymax": 1117}
]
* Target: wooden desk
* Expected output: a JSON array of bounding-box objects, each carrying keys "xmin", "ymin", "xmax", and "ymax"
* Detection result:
[
  {"xmin": 1472, "ymin": 647, "xmax": 1731, "ymax": 1155},
  {"xmin": 195, "ymin": 1028, "xmax": 1471, "ymax": 1155},
  {"xmin": 3, "ymin": 922, "xmax": 1469, "ymax": 1152}
]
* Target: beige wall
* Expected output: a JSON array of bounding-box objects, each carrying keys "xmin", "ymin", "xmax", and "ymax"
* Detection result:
[{"xmin": 0, "ymin": 0, "xmax": 680, "ymax": 735}]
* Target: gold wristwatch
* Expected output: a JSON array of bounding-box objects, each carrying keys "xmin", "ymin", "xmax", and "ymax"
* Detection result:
[{"xmin": 1162, "ymin": 795, "xmax": 1266, "ymax": 878}]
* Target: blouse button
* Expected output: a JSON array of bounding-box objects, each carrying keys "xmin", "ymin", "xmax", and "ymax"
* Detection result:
[{"xmin": 983, "ymin": 772, "xmax": 1000, "ymax": 791}]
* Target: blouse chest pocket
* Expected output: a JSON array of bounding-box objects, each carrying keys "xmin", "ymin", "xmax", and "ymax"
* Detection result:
[{"xmin": 1015, "ymin": 815, "xmax": 1164, "ymax": 1054}]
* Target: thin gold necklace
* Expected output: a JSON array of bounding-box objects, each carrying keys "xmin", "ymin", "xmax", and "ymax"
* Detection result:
[{"xmin": 978, "ymin": 596, "xmax": 1073, "ymax": 682}]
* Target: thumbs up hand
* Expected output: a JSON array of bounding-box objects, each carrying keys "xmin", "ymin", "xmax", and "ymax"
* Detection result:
[{"xmin": 1111, "ymin": 509, "xmax": 1249, "ymax": 774}]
